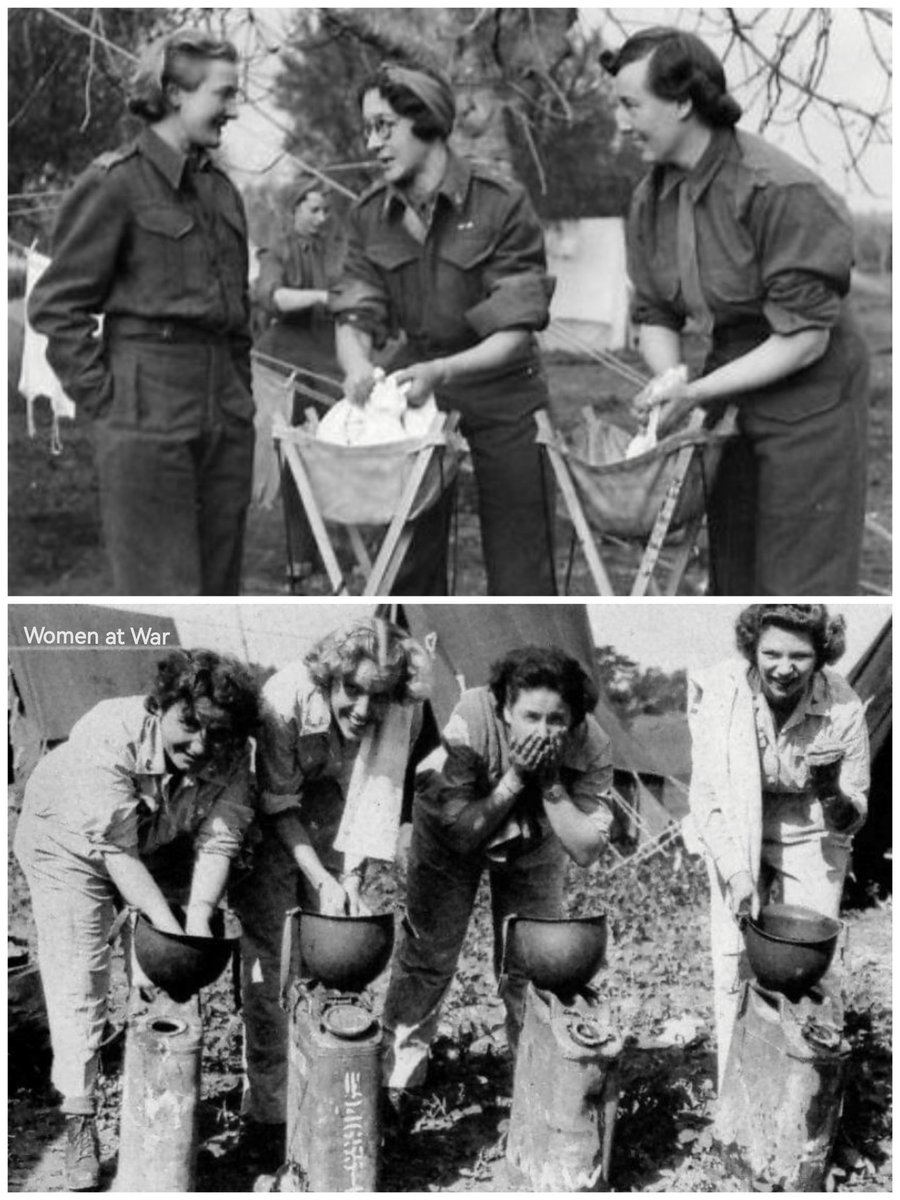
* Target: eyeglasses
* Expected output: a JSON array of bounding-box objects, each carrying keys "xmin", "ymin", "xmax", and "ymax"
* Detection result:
[{"xmin": 363, "ymin": 114, "xmax": 401, "ymax": 143}]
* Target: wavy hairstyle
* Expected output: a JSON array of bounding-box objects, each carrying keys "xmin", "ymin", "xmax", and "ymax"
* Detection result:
[
  {"xmin": 146, "ymin": 648, "xmax": 261, "ymax": 765},
  {"xmin": 600, "ymin": 26, "xmax": 742, "ymax": 129},
  {"xmin": 489, "ymin": 645, "xmax": 599, "ymax": 729},
  {"xmin": 304, "ymin": 618, "xmax": 431, "ymax": 704},
  {"xmin": 357, "ymin": 62, "xmax": 455, "ymax": 142},
  {"xmin": 128, "ymin": 29, "xmax": 238, "ymax": 123},
  {"xmin": 734, "ymin": 605, "xmax": 847, "ymax": 670}
]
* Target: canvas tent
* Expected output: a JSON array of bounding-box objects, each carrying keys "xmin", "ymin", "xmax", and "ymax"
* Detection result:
[
  {"xmin": 402, "ymin": 604, "xmax": 679, "ymax": 847},
  {"xmin": 539, "ymin": 218, "xmax": 629, "ymax": 356},
  {"xmin": 847, "ymin": 618, "xmax": 892, "ymax": 898},
  {"xmin": 9, "ymin": 601, "xmax": 677, "ymax": 854}
]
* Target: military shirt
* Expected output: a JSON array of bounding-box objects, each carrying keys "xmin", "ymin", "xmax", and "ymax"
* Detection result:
[
  {"xmin": 749, "ymin": 668, "xmax": 869, "ymax": 810},
  {"xmin": 23, "ymin": 696, "xmax": 254, "ymax": 858},
  {"xmin": 626, "ymin": 128, "xmax": 871, "ymax": 426},
  {"xmin": 415, "ymin": 685, "xmax": 614, "ymax": 859},
  {"xmin": 28, "ymin": 127, "xmax": 251, "ymax": 412},
  {"xmin": 330, "ymin": 152, "xmax": 553, "ymax": 383}
]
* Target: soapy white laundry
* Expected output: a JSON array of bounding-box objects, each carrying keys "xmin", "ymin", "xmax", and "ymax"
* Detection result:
[{"xmin": 317, "ymin": 369, "xmax": 437, "ymax": 446}]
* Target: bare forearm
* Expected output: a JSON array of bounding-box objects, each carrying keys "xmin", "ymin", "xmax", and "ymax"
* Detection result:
[
  {"xmin": 689, "ymin": 330, "xmax": 829, "ymax": 406},
  {"xmin": 273, "ymin": 810, "xmax": 335, "ymax": 890},
  {"xmin": 336, "ymin": 322, "xmax": 375, "ymax": 375},
  {"xmin": 185, "ymin": 852, "xmax": 231, "ymax": 933},
  {"xmin": 432, "ymin": 330, "xmax": 530, "ymax": 386},
  {"xmin": 273, "ymin": 286, "xmax": 329, "ymax": 315},
  {"xmin": 103, "ymin": 851, "xmax": 182, "ymax": 934},
  {"xmin": 442, "ymin": 768, "xmax": 527, "ymax": 854},
  {"xmin": 541, "ymin": 783, "xmax": 606, "ymax": 867},
  {"xmin": 638, "ymin": 325, "xmax": 683, "ymax": 376}
]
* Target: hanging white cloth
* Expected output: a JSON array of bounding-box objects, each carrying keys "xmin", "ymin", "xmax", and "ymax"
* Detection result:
[
  {"xmin": 333, "ymin": 703, "xmax": 415, "ymax": 862},
  {"xmin": 19, "ymin": 247, "xmax": 76, "ymax": 452}
]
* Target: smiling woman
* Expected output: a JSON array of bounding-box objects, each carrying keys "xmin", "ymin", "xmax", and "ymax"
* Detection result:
[
  {"xmin": 602, "ymin": 26, "xmax": 870, "ymax": 596},
  {"xmin": 12, "ymin": 649, "xmax": 260, "ymax": 1190},
  {"xmin": 27, "ymin": 29, "xmax": 254, "ymax": 599},
  {"xmin": 686, "ymin": 603, "xmax": 870, "ymax": 1090}
]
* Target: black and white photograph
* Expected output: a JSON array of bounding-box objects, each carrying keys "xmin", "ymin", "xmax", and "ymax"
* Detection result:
[
  {"xmin": 5, "ymin": 5, "xmax": 894, "ymax": 1198},
  {"xmin": 7, "ymin": 600, "xmax": 892, "ymax": 1190},
  {"xmin": 7, "ymin": 7, "xmax": 892, "ymax": 598}
]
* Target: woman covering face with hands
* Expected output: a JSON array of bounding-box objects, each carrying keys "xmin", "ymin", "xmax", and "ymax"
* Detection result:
[{"xmin": 381, "ymin": 645, "xmax": 615, "ymax": 1095}]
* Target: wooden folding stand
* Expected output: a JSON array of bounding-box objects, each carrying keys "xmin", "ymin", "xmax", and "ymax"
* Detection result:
[
  {"xmin": 536, "ymin": 409, "xmax": 731, "ymax": 597},
  {"xmin": 274, "ymin": 411, "xmax": 460, "ymax": 596}
]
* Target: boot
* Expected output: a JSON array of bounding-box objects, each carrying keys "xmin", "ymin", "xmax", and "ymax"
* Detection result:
[{"xmin": 65, "ymin": 1114, "xmax": 100, "ymax": 1191}]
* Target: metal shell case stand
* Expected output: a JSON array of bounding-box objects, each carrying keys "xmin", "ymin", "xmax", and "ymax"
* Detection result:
[
  {"xmin": 113, "ymin": 993, "xmax": 202, "ymax": 1192},
  {"xmin": 507, "ymin": 984, "xmax": 622, "ymax": 1191},
  {"xmin": 713, "ymin": 980, "xmax": 849, "ymax": 1190},
  {"xmin": 285, "ymin": 983, "xmax": 384, "ymax": 1192}
]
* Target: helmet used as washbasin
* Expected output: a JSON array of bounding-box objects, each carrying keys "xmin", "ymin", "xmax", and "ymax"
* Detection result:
[
  {"xmin": 297, "ymin": 910, "xmax": 394, "ymax": 992},
  {"xmin": 504, "ymin": 914, "xmax": 607, "ymax": 996},
  {"xmin": 133, "ymin": 910, "xmax": 240, "ymax": 1004},
  {"xmin": 743, "ymin": 904, "xmax": 841, "ymax": 998}
]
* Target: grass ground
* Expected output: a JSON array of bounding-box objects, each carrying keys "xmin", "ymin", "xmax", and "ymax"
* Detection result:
[{"xmin": 7, "ymin": 828, "xmax": 891, "ymax": 1192}]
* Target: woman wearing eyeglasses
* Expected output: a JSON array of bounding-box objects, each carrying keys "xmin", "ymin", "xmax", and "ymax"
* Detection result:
[
  {"xmin": 13, "ymin": 650, "xmax": 260, "ymax": 1190},
  {"xmin": 331, "ymin": 63, "xmax": 557, "ymax": 597}
]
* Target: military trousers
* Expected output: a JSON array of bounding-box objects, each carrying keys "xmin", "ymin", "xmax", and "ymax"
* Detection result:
[
  {"xmin": 382, "ymin": 816, "xmax": 567, "ymax": 1089},
  {"xmin": 93, "ymin": 338, "xmax": 255, "ymax": 595}
]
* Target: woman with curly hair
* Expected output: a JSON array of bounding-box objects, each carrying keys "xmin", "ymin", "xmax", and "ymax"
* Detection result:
[
  {"xmin": 233, "ymin": 616, "xmax": 430, "ymax": 1159},
  {"xmin": 382, "ymin": 644, "xmax": 615, "ymax": 1096},
  {"xmin": 602, "ymin": 28, "xmax": 869, "ymax": 594},
  {"xmin": 687, "ymin": 605, "xmax": 870, "ymax": 1086},
  {"xmin": 13, "ymin": 649, "xmax": 261, "ymax": 1190}
]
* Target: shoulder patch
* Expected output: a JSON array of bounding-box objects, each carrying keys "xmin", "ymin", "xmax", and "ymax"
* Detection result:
[{"xmin": 91, "ymin": 143, "xmax": 139, "ymax": 173}]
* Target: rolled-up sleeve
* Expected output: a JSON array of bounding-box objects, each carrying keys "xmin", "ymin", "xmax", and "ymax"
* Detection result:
[
  {"xmin": 256, "ymin": 698, "xmax": 305, "ymax": 816},
  {"xmin": 566, "ymin": 721, "xmax": 615, "ymax": 834},
  {"xmin": 465, "ymin": 187, "xmax": 553, "ymax": 338},
  {"xmin": 329, "ymin": 205, "xmax": 392, "ymax": 344},
  {"xmin": 194, "ymin": 760, "xmax": 255, "ymax": 858},
  {"xmin": 749, "ymin": 182, "xmax": 852, "ymax": 335}
]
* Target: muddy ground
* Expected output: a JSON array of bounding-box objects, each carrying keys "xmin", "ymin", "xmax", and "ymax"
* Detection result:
[
  {"xmin": 8, "ymin": 811, "xmax": 892, "ymax": 1193},
  {"xmin": 8, "ymin": 286, "xmax": 892, "ymax": 597}
]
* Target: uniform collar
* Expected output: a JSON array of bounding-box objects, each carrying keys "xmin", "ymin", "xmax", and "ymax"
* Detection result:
[
  {"xmin": 748, "ymin": 666, "xmax": 829, "ymax": 734},
  {"xmin": 139, "ymin": 127, "xmax": 213, "ymax": 191},
  {"xmin": 382, "ymin": 150, "xmax": 473, "ymax": 219},
  {"xmin": 135, "ymin": 708, "xmax": 220, "ymax": 794},
  {"xmin": 658, "ymin": 126, "xmax": 735, "ymax": 203}
]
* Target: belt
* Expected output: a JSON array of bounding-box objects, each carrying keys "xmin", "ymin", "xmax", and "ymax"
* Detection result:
[{"xmin": 105, "ymin": 315, "xmax": 233, "ymax": 345}]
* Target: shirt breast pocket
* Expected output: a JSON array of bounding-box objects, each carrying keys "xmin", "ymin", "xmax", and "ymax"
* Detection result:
[{"xmin": 133, "ymin": 204, "xmax": 201, "ymax": 281}]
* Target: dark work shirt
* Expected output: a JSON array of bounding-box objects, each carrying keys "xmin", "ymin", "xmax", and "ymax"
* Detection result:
[
  {"xmin": 626, "ymin": 127, "xmax": 867, "ymax": 423},
  {"xmin": 28, "ymin": 127, "xmax": 251, "ymax": 411},
  {"xmin": 627, "ymin": 127, "xmax": 854, "ymax": 343},
  {"xmin": 330, "ymin": 152, "xmax": 553, "ymax": 384}
]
